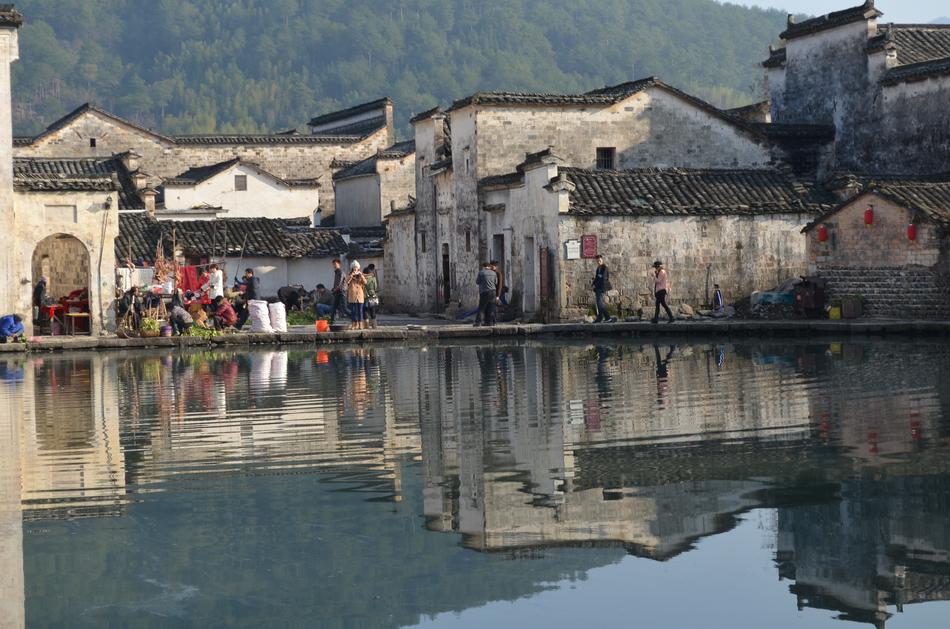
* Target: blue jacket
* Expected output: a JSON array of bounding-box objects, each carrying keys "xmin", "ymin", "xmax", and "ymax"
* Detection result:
[{"xmin": 0, "ymin": 315, "xmax": 24, "ymax": 338}]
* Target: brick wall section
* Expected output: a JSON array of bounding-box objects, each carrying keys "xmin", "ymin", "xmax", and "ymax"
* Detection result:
[
  {"xmin": 807, "ymin": 193, "xmax": 950, "ymax": 319},
  {"xmin": 13, "ymin": 111, "xmax": 392, "ymax": 216}
]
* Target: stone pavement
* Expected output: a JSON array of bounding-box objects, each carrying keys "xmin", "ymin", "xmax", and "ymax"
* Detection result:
[{"xmin": 1, "ymin": 318, "xmax": 949, "ymax": 354}]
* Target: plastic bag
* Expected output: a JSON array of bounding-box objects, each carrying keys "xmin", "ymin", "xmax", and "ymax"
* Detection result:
[
  {"xmin": 248, "ymin": 300, "xmax": 274, "ymax": 333},
  {"xmin": 268, "ymin": 301, "xmax": 288, "ymax": 333}
]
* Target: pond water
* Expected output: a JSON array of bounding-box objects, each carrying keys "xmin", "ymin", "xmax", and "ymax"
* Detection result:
[{"xmin": 1, "ymin": 338, "xmax": 949, "ymax": 628}]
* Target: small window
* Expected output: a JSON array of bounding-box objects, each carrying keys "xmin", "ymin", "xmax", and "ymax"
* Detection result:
[
  {"xmin": 420, "ymin": 231, "xmax": 427, "ymax": 253},
  {"xmin": 89, "ymin": 138, "xmax": 97, "ymax": 148},
  {"xmin": 465, "ymin": 229, "xmax": 471, "ymax": 252},
  {"xmin": 235, "ymin": 174, "xmax": 248, "ymax": 191},
  {"xmin": 596, "ymin": 147, "xmax": 616, "ymax": 170}
]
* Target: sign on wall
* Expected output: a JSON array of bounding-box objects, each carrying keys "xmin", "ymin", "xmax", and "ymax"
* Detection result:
[
  {"xmin": 564, "ymin": 240, "xmax": 580, "ymax": 260},
  {"xmin": 581, "ymin": 235, "xmax": 598, "ymax": 258}
]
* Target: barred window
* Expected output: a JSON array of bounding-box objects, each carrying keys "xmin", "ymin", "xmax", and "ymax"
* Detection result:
[{"xmin": 596, "ymin": 147, "xmax": 616, "ymax": 170}]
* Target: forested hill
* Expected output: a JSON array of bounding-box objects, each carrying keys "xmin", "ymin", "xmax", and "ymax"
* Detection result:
[{"xmin": 11, "ymin": 0, "xmax": 789, "ymax": 137}]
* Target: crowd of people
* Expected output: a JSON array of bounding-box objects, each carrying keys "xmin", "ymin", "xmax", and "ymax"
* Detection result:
[{"xmin": 320, "ymin": 259, "xmax": 380, "ymax": 330}]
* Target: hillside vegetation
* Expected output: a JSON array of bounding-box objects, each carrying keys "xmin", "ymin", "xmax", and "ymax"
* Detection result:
[{"xmin": 11, "ymin": 0, "xmax": 787, "ymax": 136}]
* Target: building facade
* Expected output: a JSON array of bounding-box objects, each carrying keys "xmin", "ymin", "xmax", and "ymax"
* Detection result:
[{"xmin": 333, "ymin": 140, "xmax": 415, "ymax": 228}]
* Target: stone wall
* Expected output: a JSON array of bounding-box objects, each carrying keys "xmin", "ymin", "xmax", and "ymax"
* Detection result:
[
  {"xmin": 408, "ymin": 116, "xmax": 442, "ymax": 312},
  {"xmin": 14, "ymin": 110, "xmax": 392, "ymax": 216},
  {"xmin": 12, "ymin": 189, "xmax": 119, "ymax": 334},
  {"xmin": 0, "ymin": 27, "xmax": 18, "ymax": 317},
  {"xmin": 559, "ymin": 213, "xmax": 810, "ymax": 319},
  {"xmin": 382, "ymin": 211, "xmax": 419, "ymax": 311},
  {"xmin": 807, "ymin": 194, "xmax": 950, "ymax": 318},
  {"xmin": 875, "ymin": 76, "xmax": 950, "ymax": 176},
  {"xmin": 378, "ymin": 154, "xmax": 416, "ymax": 221},
  {"xmin": 332, "ymin": 175, "xmax": 380, "ymax": 227}
]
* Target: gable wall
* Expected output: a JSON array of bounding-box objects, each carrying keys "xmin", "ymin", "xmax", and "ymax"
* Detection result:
[
  {"xmin": 165, "ymin": 163, "xmax": 319, "ymax": 221},
  {"xmin": 13, "ymin": 112, "xmax": 392, "ymax": 216}
]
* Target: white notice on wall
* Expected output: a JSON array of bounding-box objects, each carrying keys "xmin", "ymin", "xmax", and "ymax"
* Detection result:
[{"xmin": 564, "ymin": 240, "xmax": 581, "ymax": 260}]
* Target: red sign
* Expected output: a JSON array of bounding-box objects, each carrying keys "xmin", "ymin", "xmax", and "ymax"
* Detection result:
[{"xmin": 581, "ymin": 235, "xmax": 598, "ymax": 258}]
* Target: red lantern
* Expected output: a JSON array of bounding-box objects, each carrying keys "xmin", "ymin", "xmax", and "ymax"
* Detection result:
[
  {"xmin": 817, "ymin": 224, "xmax": 828, "ymax": 242},
  {"xmin": 907, "ymin": 223, "xmax": 917, "ymax": 241},
  {"xmin": 864, "ymin": 206, "xmax": 874, "ymax": 227}
]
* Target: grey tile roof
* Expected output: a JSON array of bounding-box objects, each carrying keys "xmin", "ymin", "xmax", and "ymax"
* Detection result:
[
  {"xmin": 762, "ymin": 47, "xmax": 787, "ymax": 68},
  {"xmin": 882, "ymin": 24, "xmax": 950, "ymax": 65},
  {"xmin": 332, "ymin": 140, "xmax": 415, "ymax": 182},
  {"xmin": 307, "ymin": 97, "xmax": 391, "ymax": 127},
  {"xmin": 882, "ymin": 56, "xmax": 950, "ymax": 85},
  {"xmin": 116, "ymin": 215, "xmax": 351, "ymax": 262},
  {"xmin": 164, "ymin": 158, "xmax": 320, "ymax": 188},
  {"xmin": 562, "ymin": 168, "xmax": 836, "ymax": 217},
  {"xmin": 803, "ymin": 173, "xmax": 950, "ymax": 231},
  {"xmin": 310, "ymin": 116, "xmax": 386, "ymax": 138},
  {"xmin": 0, "ymin": 4, "xmax": 23, "ymax": 27},
  {"xmin": 164, "ymin": 158, "xmax": 240, "ymax": 185},
  {"xmin": 780, "ymin": 1, "xmax": 881, "ymax": 41},
  {"xmin": 18, "ymin": 103, "xmax": 377, "ymax": 148},
  {"xmin": 409, "ymin": 106, "xmax": 441, "ymax": 124},
  {"xmin": 13, "ymin": 157, "xmax": 145, "ymax": 209}
]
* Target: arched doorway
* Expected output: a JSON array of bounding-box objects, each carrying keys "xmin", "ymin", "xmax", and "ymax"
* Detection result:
[{"xmin": 31, "ymin": 234, "xmax": 90, "ymax": 333}]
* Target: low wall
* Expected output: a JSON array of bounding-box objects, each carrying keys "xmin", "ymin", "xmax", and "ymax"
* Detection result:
[{"xmin": 818, "ymin": 266, "xmax": 950, "ymax": 319}]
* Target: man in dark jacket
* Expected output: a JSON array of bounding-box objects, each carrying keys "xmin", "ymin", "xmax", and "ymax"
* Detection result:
[
  {"xmin": 329, "ymin": 259, "xmax": 346, "ymax": 325},
  {"xmin": 591, "ymin": 255, "xmax": 616, "ymax": 323},
  {"xmin": 32, "ymin": 276, "xmax": 48, "ymax": 324},
  {"xmin": 235, "ymin": 268, "xmax": 260, "ymax": 330}
]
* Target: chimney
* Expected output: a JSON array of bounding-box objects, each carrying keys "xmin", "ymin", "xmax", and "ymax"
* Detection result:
[
  {"xmin": 120, "ymin": 150, "xmax": 141, "ymax": 173},
  {"xmin": 131, "ymin": 171, "xmax": 148, "ymax": 191},
  {"xmin": 140, "ymin": 188, "xmax": 158, "ymax": 215}
]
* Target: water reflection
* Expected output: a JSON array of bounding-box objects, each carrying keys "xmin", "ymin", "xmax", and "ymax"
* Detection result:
[{"xmin": 1, "ymin": 339, "xmax": 949, "ymax": 627}]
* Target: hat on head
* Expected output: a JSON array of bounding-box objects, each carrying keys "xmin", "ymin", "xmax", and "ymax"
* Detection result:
[
  {"xmin": 653, "ymin": 260, "xmax": 663, "ymax": 268},
  {"xmin": 350, "ymin": 260, "xmax": 361, "ymax": 271}
]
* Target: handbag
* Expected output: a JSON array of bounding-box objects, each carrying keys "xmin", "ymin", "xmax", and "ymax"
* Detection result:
[{"xmin": 367, "ymin": 297, "xmax": 380, "ymax": 308}]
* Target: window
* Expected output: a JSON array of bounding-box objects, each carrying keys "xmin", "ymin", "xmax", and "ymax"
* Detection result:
[
  {"xmin": 420, "ymin": 231, "xmax": 427, "ymax": 253},
  {"xmin": 89, "ymin": 138, "xmax": 97, "ymax": 148},
  {"xmin": 465, "ymin": 229, "xmax": 471, "ymax": 252},
  {"xmin": 235, "ymin": 174, "xmax": 248, "ymax": 191},
  {"xmin": 596, "ymin": 147, "xmax": 616, "ymax": 170}
]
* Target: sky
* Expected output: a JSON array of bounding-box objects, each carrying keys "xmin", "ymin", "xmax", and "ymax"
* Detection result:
[{"xmin": 728, "ymin": 1, "xmax": 947, "ymax": 23}]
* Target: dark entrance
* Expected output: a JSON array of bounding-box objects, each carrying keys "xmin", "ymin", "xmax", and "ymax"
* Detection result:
[{"xmin": 441, "ymin": 243, "xmax": 451, "ymax": 305}]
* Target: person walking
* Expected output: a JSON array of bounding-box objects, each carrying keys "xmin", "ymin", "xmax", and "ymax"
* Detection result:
[
  {"xmin": 364, "ymin": 264, "xmax": 380, "ymax": 329},
  {"xmin": 475, "ymin": 262, "xmax": 498, "ymax": 326},
  {"xmin": 651, "ymin": 260, "xmax": 675, "ymax": 324},
  {"xmin": 591, "ymin": 255, "xmax": 615, "ymax": 323},
  {"xmin": 346, "ymin": 260, "xmax": 367, "ymax": 330},
  {"xmin": 329, "ymin": 259, "xmax": 346, "ymax": 326}
]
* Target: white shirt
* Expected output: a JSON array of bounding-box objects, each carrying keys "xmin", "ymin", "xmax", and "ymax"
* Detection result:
[{"xmin": 206, "ymin": 270, "xmax": 224, "ymax": 299}]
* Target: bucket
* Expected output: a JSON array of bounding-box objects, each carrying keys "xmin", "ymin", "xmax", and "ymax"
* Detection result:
[
  {"xmin": 828, "ymin": 306, "xmax": 842, "ymax": 320},
  {"xmin": 315, "ymin": 351, "xmax": 330, "ymax": 365},
  {"xmin": 161, "ymin": 325, "xmax": 173, "ymax": 337},
  {"xmin": 315, "ymin": 319, "xmax": 329, "ymax": 333}
]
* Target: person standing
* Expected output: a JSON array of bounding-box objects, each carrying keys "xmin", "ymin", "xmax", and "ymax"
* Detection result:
[
  {"xmin": 364, "ymin": 264, "xmax": 380, "ymax": 329},
  {"xmin": 235, "ymin": 268, "xmax": 259, "ymax": 330},
  {"xmin": 329, "ymin": 259, "xmax": 346, "ymax": 326},
  {"xmin": 475, "ymin": 262, "xmax": 498, "ymax": 326},
  {"xmin": 346, "ymin": 260, "xmax": 367, "ymax": 330},
  {"xmin": 591, "ymin": 255, "xmax": 615, "ymax": 323},
  {"xmin": 203, "ymin": 264, "xmax": 224, "ymax": 300},
  {"xmin": 32, "ymin": 276, "xmax": 48, "ymax": 324},
  {"xmin": 651, "ymin": 260, "xmax": 675, "ymax": 324},
  {"xmin": 713, "ymin": 283, "xmax": 725, "ymax": 315}
]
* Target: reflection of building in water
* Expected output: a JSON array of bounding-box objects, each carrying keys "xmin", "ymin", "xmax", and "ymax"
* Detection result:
[
  {"xmin": 19, "ymin": 355, "xmax": 125, "ymax": 519},
  {"xmin": 777, "ymin": 474, "xmax": 950, "ymax": 628},
  {"xmin": 0, "ymin": 358, "xmax": 25, "ymax": 629},
  {"xmin": 416, "ymin": 342, "xmax": 816, "ymax": 556},
  {"xmin": 17, "ymin": 349, "xmax": 422, "ymax": 514}
]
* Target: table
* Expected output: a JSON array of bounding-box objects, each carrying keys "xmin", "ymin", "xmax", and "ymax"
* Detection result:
[{"xmin": 64, "ymin": 312, "xmax": 91, "ymax": 336}]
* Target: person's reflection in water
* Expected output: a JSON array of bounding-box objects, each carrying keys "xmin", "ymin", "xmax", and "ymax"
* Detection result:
[
  {"xmin": 717, "ymin": 345, "xmax": 726, "ymax": 369},
  {"xmin": 654, "ymin": 344, "xmax": 675, "ymax": 409}
]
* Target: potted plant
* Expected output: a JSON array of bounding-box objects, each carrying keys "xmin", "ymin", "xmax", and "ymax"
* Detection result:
[
  {"xmin": 841, "ymin": 294, "xmax": 864, "ymax": 319},
  {"xmin": 140, "ymin": 317, "xmax": 161, "ymax": 338}
]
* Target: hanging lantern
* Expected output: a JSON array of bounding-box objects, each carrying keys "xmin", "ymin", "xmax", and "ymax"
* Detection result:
[
  {"xmin": 907, "ymin": 222, "xmax": 917, "ymax": 241},
  {"xmin": 817, "ymin": 224, "xmax": 828, "ymax": 242},
  {"xmin": 864, "ymin": 206, "xmax": 874, "ymax": 227}
]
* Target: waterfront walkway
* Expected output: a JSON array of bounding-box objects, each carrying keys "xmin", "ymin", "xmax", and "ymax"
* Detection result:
[{"xmin": 3, "ymin": 318, "xmax": 950, "ymax": 353}]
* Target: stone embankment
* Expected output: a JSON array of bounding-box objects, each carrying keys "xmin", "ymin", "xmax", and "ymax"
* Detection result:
[{"xmin": 2, "ymin": 319, "xmax": 949, "ymax": 353}]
